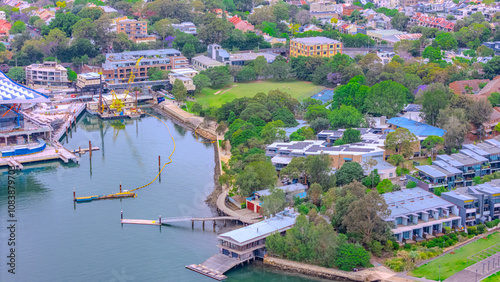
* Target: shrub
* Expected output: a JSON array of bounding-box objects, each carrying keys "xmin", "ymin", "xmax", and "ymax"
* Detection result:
[
  {"xmin": 406, "ymin": 181, "xmax": 417, "ymax": 188},
  {"xmin": 450, "ymin": 233, "xmax": 457, "ymax": 240},
  {"xmin": 298, "ymin": 204, "xmax": 310, "ymax": 215},
  {"xmin": 385, "ymin": 240, "xmax": 394, "ymax": 252},
  {"xmin": 385, "ymin": 258, "xmax": 405, "ymax": 272},
  {"xmin": 467, "ymin": 226, "xmax": 477, "ymax": 236},
  {"xmin": 477, "ymin": 224, "xmax": 486, "ymax": 234},
  {"xmin": 241, "ymin": 203, "xmax": 246, "ymax": 209},
  {"xmin": 334, "ymin": 243, "xmax": 371, "ymax": 271},
  {"xmin": 419, "ymin": 252, "xmax": 428, "ymax": 260},
  {"xmin": 369, "ymin": 240, "xmax": 383, "ymax": 257},
  {"xmin": 404, "ymin": 244, "xmax": 411, "ymax": 250},
  {"xmin": 427, "ymin": 241, "xmax": 436, "ymax": 248},
  {"xmin": 444, "ymin": 227, "xmax": 451, "ymax": 235},
  {"xmin": 446, "ymin": 239, "xmax": 454, "ymax": 246},
  {"xmin": 442, "ymin": 235, "xmax": 450, "ymax": 241},
  {"xmin": 392, "ymin": 241, "xmax": 400, "ymax": 251},
  {"xmin": 486, "ymin": 219, "xmax": 500, "ymax": 228}
]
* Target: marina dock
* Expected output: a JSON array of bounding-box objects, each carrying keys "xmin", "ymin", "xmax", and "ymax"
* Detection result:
[
  {"xmin": 0, "ymin": 145, "xmax": 79, "ymax": 168},
  {"xmin": 74, "ymin": 192, "xmax": 136, "ymax": 203},
  {"xmin": 186, "ymin": 254, "xmax": 240, "ymax": 281},
  {"xmin": 120, "ymin": 215, "xmax": 239, "ymax": 228},
  {"xmin": 72, "ymin": 147, "xmax": 100, "ymax": 155}
]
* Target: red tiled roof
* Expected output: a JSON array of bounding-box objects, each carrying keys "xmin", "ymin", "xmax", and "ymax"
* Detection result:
[{"xmin": 229, "ymin": 15, "xmax": 242, "ymax": 25}]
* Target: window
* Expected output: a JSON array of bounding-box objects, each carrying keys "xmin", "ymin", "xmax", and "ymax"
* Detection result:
[
  {"xmin": 316, "ymin": 52, "xmax": 320, "ymax": 55},
  {"xmin": 323, "ymin": 52, "xmax": 326, "ymax": 54},
  {"xmin": 389, "ymin": 173, "xmax": 393, "ymax": 177},
  {"xmin": 317, "ymin": 46, "xmax": 320, "ymax": 50},
  {"xmin": 330, "ymin": 45, "xmax": 333, "ymax": 48}
]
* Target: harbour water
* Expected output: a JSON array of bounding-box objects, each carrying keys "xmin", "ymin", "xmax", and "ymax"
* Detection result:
[{"xmin": 0, "ymin": 111, "xmax": 328, "ymax": 281}]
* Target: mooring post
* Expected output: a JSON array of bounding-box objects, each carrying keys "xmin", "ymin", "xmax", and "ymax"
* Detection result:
[
  {"xmin": 73, "ymin": 189, "xmax": 76, "ymax": 202},
  {"xmin": 89, "ymin": 141, "xmax": 92, "ymax": 158},
  {"xmin": 158, "ymin": 155, "xmax": 161, "ymax": 172},
  {"xmin": 121, "ymin": 211, "xmax": 123, "ymax": 220},
  {"xmin": 202, "ymin": 221, "xmax": 205, "ymax": 230},
  {"xmin": 192, "ymin": 221, "xmax": 194, "ymax": 229},
  {"xmin": 159, "ymin": 215, "xmax": 162, "ymax": 225},
  {"xmin": 79, "ymin": 146, "xmax": 81, "ymax": 155},
  {"xmin": 120, "ymin": 182, "xmax": 122, "ymax": 193},
  {"xmin": 213, "ymin": 220, "xmax": 216, "ymax": 231}
]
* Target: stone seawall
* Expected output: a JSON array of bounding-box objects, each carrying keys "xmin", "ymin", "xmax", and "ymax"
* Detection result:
[{"xmin": 264, "ymin": 257, "xmax": 390, "ymax": 282}]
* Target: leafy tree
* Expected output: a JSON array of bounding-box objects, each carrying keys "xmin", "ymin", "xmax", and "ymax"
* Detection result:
[
  {"xmin": 290, "ymin": 127, "xmax": 315, "ymax": 141},
  {"xmin": 391, "ymin": 12, "xmax": 410, "ymax": 31},
  {"xmin": 337, "ymin": 128, "xmax": 362, "ymax": 145},
  {"xmin": 260, "ymin": 186, "xmax": 287, "ymax": 216},
  {"xmin": 331, "ymin": 78, "xmax": 369, "ymax": 112},
  {"xmin": 172, "ymin": 79, "xmax": 187, "ymax": 102},
  {"xmin": 305, "ymin": 104, "xmax": 329, "ymax": 122},
  {"xmin": 191, "ymin": 103, "xmax": 202, "ymax": 113},
  {"xmin": 76, "ymin": 7, "xmax": 103, "ymax": 20},
  {"xmin": 67, "ymin": 68, "xmax": 77, "ymax": 83},
  {"xmin": 252, "ymin": 55, "xmax": 267, "ymax": 77},
  {"xmin": 328, "ymin": 106, "xmax": 364, "ymax": 129},
  {"xmin": 29, "ymin": 16, "xmax": 41, "ymax": 26},
  {"xmin": 421, "ymin": 136, "xmax": 444, "ymax": 158},
  {"xmin": 362, "ymin": 169, "xmax": 380, "ymax": 189},
  {"xmin": 305, "ymin": 154, "xmax": 336, "ymax": 191},
  {"xmin": 261, "ymin": 120, "xmax": 286, "ymax": 144},
  {"xmin": 45, "ymin": 12, "xmax": 80, "ymax": 37},
  {"xmin": 198, "ymin": 14, "xmax": 232, "ymax": 44},
  {"xmin": 365, "ymin": 81, "xmax": 408, "ymax": 118},
  {"xmin": 7, "ymin": 67, "xmax": 25, "ymax": 82},
  {"xmin": 343, "ymin": 190, "xmax": 391, "ymax": 244},
  {"xmin": 389, "ymin": 154, "xmax": 404, "ymax": 167},
  {"xmin": 193, "ymin": 74, "xmax": 211, "ymax": 92},
  {"xmin": 376, "ymin": 179, "xmax": 393, "ymax": 194},
  {"xmin": 264, "ymin": 58, "xmax": 290, "ymax": 80},
  {"xmin": 235, "ymin": 161, "xmax": 277, "ymax": 196},
  {"xmin": 236, "ymin": 66, "xmax": 257, "ymax": 82},
  {"xmin": 484, "ymin": 56, "xmax": 500, "ymax": 79},
  {"xmin": 181, "ymin": 42, "xmax": 196, "ymax": 60},
  {"xmin": 272, "ymin": 107, "xmax": 297, "ymax": 127},
  {"xmin": 10, "ymin": 21, "xmax": 26, "ymax": 34},
  {"xmin": 421, "ymin": 84, "xmax": 450, "ymax": 126},
  {"xmin": 477, "ymin": 45, "xmax": 495, "ymax": 57},
  {"xmin": 422, "ymin": 46, "xmax": 443, "ymax": 62},
  {"xmin": 201, "ymin": 66, "xmax": 232, "ymax": 88},
  {"xmin": 112, "ymin": 32, "xmax": 132, "ymax": 53},
  {"xmin": 488, "ymin": 92, "xmax": 500, "ymax": 107},
  {"xmin": 308, "ymin": 183, "xmax": 322, "ymax": 206},
  {"xmin": 433, "ymin": 32, "xmax": 458, "ymax": 51},
  {"xmin": 468, "ymin": 99, "xmax": 493, "ymax": 139},
  {"xmin": 309, "ymin": 117, "xmax": 330, "ymax": 133},
  {"xmin": 385, "ymin": 128, "xmax": 418, "ymax": 158},
  {"xmin": 336, "ymin": 162, "xmax": 364, "ymax": 186}
]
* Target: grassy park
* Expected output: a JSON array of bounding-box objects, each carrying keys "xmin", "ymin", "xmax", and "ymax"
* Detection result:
[
  {"xmin": 483, "ymin": 270, "xmax": 500, "ymax": 282},
  {"xmin": 410, "ymin": 232, "xmax": 500, "ymax": 281},
  {"xmin": 193, "ymin": 80, "xmax": 325, "ymax": 107}
]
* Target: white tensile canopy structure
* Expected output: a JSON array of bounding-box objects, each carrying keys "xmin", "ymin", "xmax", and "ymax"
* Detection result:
[{"xmin": 0, "ymin": 71, "xmax": 50, "ymax": 105}]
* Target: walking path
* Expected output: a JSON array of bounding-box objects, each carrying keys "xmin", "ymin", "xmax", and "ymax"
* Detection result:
[
  {"xmin": 215, "ymin": 188, "xmax": 261, "ymax": 224},
  {"xmin": 446, "ymin": 251, "xmax": 500, "ymax": 282}
]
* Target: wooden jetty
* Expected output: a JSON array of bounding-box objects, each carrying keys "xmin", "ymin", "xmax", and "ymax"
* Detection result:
[
  {"xmin": 186, "ymin": 254, "xmax": 240, "ymax": 281},
  {"xmin": 120, "ymin": 214, "xmax": 239, "ymax": 229},
  {"xmin": 72, "ymin": 147, "xmax": 100, "ymax": 155}
]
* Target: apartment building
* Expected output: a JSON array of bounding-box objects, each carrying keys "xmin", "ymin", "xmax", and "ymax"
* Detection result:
[
  {"xmin": 25, "ymin": 61, "xmax": 70, "ymax": 89},
  {"xmin": 265, "ymin": 140, "xmax": 397, "ymax": 178},
  {"xmin": 101, "ymin": 49, "xmax": 189, "ymax": 83},
  {"xmin": 168, "ymin": 68, "xmax": 198, "ymax": 91},
  {"xmin": 442, "ymin": 180, "xmax": 500, "ymax": 226},
  {"xmin": 412, "ymin": 140, "xmax": 500, "ymax": 190},
  {"xmin": 289, "ymin": 37, "xmax": 342, "ymax": 58},
  {"xmin": 384, "ymin": 188, "xmax": 462, "ymax": 243},
  {"xmin": 75, "ymin": 72, "xmax": 101, "ymax": 95},
  {"xmin": 116, "ymin": 18, "xmax": 147, "ymax": 38}
]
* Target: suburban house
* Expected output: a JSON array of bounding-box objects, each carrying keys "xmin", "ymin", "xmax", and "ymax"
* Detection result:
[
  {"xmin": 246, "ymin": 184, "xmax": 306, "ymax": 213},
  {"xmin": 171, "ymin": 22, "xmax": 197, "ymax": 35},
  {"xmin": 410, "ymin": 12, "xmax": 455, "ymax": 32},
  {"xmin": 384, "ymin": 188, "xmax": 462, "ymax": 244},
  {"xmin": 0, "ymin": 20, "xmax": 11, "ymax": 37},
  {"xmin": 228, "ymin": 15, "xmax": 255, "ymax": 32}
]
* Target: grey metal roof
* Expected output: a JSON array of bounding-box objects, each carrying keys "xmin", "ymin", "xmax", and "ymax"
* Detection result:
[
  {"xmin": 449, "ymin": 153, "xmax": 480, "ymax": 166},
  {"xmin": 436, "ymin": 154, "xmax": 464, "ymax": 167},
  {"xmin": 416, "ymin": 165, "xmax": 447, "ymax": 178},
  {"xmin": 463, "ymin": 144, "xmax": 490, "ymax": 156},
  {"xmin": 442, "ymin": 187, "xmax": 476, "ymax": 201},
  {"xmin": 432, "ymin": 160, "xmax": 463, "ymax": 175},
  {"xmin": 383, "ymin": 188, "xmax": 455, "ymax": 218},
  {"xmin": 460, "ymin": 149, "xmax": 488, "ymax": 162}
]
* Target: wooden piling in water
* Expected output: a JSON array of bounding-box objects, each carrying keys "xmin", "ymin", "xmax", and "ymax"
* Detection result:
[
  {"xmin": 120, "ymin": 182, "xmax": 122, "ymax": 193},
  {"xmin": 159, "ymin": 215, "xmax": 162, "ymax": 225},
  {"xmin": 121, "ymin": 211, "xmax": 123, "ymax": 220},
  {"xmin": 89, "ymin": 141, "xmax": 92, "ymax": 158},
  {"xmin": 192, "ymin": 221, "xmax": 194, "ymax": 229},
  {"xmin": 202, "ymin": 221, "xmax": 205, "ymax": 230},
  {"xmin": 158, "ymin": 155, "xmax": 161, "ymax": 172},
  {"xmin": 73, "ymin": 189, "xmax": 75, "ymax": 201}
]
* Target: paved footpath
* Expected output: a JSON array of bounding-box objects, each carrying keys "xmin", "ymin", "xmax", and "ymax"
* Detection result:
[{"xmin": 446, "ymin": 252, "xmax": 500, "ymax": 282}]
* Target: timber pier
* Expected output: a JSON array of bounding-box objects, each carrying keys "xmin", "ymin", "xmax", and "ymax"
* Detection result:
[{"xmin": 120, "ymin": 212, "xmax": 239, "ymax": 229}]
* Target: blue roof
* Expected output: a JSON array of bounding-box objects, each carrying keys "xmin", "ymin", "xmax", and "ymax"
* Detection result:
[{"xmin": 387, "ymin": 117, "xmax": 446, "ymax": 137}]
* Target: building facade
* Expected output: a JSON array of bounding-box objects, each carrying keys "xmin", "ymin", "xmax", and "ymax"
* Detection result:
[
  {"xmin": 25, "ymin": 61, "xmax": 70, "ymax": 89},
  {"xmin": 116, "ymin": 19, "xmax": 147, "ymax": 38},
  {"xmin": 101, "ymin": 49, "xmax": 189, "ymax": 83},
  {"xmin": 384, "ymin": 188, "xmax": 462, "ymax": 243},
  {"xmin": 289, "ymin": 37, "xmax": 342, "ymax": 58}
]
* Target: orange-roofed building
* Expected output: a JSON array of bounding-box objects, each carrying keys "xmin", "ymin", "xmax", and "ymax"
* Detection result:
[
  {"xmin": 228, "ymin": 15, "xmax": 254, "ymax": 32},
  {"xmin": 0, "ymin": 20, "xmax": 11, "ymax": 37}
]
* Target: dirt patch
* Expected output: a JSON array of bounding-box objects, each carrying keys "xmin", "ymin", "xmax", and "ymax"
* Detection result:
[{"xmin": 215, "ymin": 84, "xmax": 238, "ymax": 95}]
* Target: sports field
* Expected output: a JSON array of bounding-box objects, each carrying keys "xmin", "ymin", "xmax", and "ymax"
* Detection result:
[
  {"xmin": 410, "ymin": 232, "xmax": 500, "ymax": 281},
  {"xmin": 194, "ymin": 80, "xmax": 325, "ymax": 107}
]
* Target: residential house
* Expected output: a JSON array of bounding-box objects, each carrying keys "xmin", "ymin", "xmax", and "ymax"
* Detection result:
[
  {"xmin": 384, "ymin": 188, "xmax": 462, "ymax": 244},
  {"xmin": 483, "ymin": 42, "xmax": 500, "ymax": 55},
  {"xmin": 342, "ymin": 5, "xmax": 363, "ymax": 16},
  {"xmin": 0, "ymin": 20, "xmax": 11, "ymax": 37},
  {"xmin": 171, "ymin": 22, "xmax": 197, "ymax": 35},
  {"xmin": 410, "ymin": 12, "xmax": 454, "ymax": 32},
  {"xmin": 366, "ymin": 29, "xmax": 422, "ymax": 45},
  {"xmin": 246, "ymin": 184, "xmax": 306, "ymax": 213},
  {"xmin": 386, "ymin": 117, "xmax": 447, "ymax": 140},
  {"xmin": 228, "ymin": 15, "xmax": 255, "ymax": 32},
  {"xmin": 167, "ymin": 68, "xmax": 198, "ymax": 92}
]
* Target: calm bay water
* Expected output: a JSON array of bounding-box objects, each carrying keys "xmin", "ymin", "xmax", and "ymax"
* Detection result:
[{"xmin": 0, "ymin": 111, "xmax": 327, "ymax": 282}]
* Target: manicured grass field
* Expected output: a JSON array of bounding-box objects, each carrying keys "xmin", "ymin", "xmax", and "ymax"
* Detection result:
[
  {"xmin": 483, "ymin": 271, "xmax": 500, "ymax": 282},
  {"xmin": 194, "ymin": 80, "xmax": 325, "ymax": 107},
  {"xmin": 410, "ymin": 232, "xmax": 500, "ymax": 281}
]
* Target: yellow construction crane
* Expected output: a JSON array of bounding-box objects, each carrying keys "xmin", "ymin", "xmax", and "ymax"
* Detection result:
[{"xmin": 109, "ymin": 57, "xmax": 143, "ymax": 113}]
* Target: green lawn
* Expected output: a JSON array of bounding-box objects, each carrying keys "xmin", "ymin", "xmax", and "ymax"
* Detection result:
[
  {"xmin": 194, "ymin": 80, "xmax": 325, "ymax": 107},
  {"xmin": 410, "ymin": 232, "xmax": 500, "ymax": 281},
  {"xmin": 483, "ymin": 271, "xmax": 500, "ymax": 282}
]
